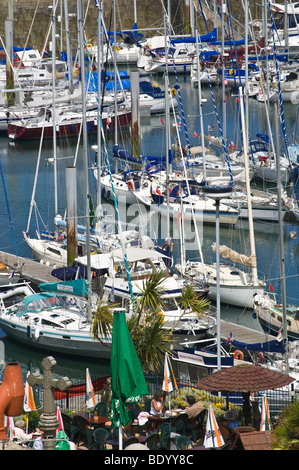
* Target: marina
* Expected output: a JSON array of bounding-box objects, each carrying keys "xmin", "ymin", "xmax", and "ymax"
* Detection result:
[{"xmin": 1, "ymin": 0, "xmax": 299, "ymax": 451}]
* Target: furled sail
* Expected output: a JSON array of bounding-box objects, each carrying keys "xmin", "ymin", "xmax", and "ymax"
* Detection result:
[{"xmin": 211, "ymin": 243, "xmax": 256, "ymax": 267}]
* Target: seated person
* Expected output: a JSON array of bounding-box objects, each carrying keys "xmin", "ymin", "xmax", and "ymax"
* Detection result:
[
  {"xmin": 150, "ymin": 391, "xmax": 164, "ymax": 415},
  {"xmin": 185, "ymin": 395, "xmax": 205, "ymax": 434}
]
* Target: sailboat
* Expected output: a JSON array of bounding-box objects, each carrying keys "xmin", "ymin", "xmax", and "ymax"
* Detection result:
[
  {"xmin": 176, "ymin": 85, "xmax": 266, "ymax": 309},
  {"xmin": 0, "ymin": 279, "xmax": 112, "ymax": 359}
]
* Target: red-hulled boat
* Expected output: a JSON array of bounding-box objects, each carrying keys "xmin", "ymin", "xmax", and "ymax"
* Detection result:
[{"xmin": 7, "ymin": 106, "xmax": 131, "ymax": 140}]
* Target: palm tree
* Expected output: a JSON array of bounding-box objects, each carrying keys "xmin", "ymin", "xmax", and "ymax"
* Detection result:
[
  {"xmin": 131, "ymin": 270, "xmax": 167, "ymax": 332},
  {"xmin": 170, "ymin": 283, "xmax": 210, "ymax": 334},
  {"xmin": 271, "ymin": 401, "xmax": 299, "ymax": 450},
  {"xmin": 91, "ymin": 299, "xmax": 114, "ymax": 345},
  {"xmin": 90, "ymin": 271, "xmax": 174, "ymax": 370}
]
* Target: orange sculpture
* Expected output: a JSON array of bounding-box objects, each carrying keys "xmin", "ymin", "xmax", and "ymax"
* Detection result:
[{"xmin": 0, "ymin": 362, "xmax": 25, "ymax": 440}]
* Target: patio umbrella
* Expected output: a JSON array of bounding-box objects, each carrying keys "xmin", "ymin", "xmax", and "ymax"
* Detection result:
[
  {"xmin": 162, "ymin": 352, "xmax": 178, "ymax": 412},
  {"xmin": 196, "ymin": 363, "xmax": 294, "ymax": 393},
  {"xmin": 260, "ymin": 394, "xmax": 271, "ymax": 431},
  {"xmin": 110, "ymin": 309, "xmax": 149, "ymax": 450},
  {"xmin": 203, "ymin": 405, "xmax": 225, "ymax": 448},
  {"xmin": 197, "ymin": 363, "xmax": 294, "ymax": 426},
  {"xmin": 86, "ymin": 368, "xmax": 96, "ymax": 410}
]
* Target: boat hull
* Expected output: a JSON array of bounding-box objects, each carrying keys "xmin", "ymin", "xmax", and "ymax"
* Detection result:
[
  {"xmin": 0, "ymin": 317, "xmax": 112, "ymax": 359},
  {"xmin": 8, "ymin": 111, "xmax": 131, "ymax": 141}
]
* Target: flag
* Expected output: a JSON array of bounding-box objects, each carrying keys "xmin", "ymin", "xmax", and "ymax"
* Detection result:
[
  {"xmin": 194, "ymin": 131, "xmax": 198, "ymax": 137},
  {"xmin": 160, "ymin": 117, "xmax": 164, "ymax": 126},
  {"xmin": 162, "ymin": 353, "xmax": 178, "ymax": 393},
  {"xmin": 204, "ymin": 405, "xmax": 225, "ymax": 448},
  {"xmin": 56, "ymin": 406, "xmax": 64, "ymax": 436},
  {"xmin": 269, "ymin": 283, "xmax": 274, "ymax": 292},
  {"xmin": 260, "ymin": 394, "xmax": 271, "ymax": 431},
  {"xmin": 86, "ymin": 368, "xmax": 96, "ymax": 409},
  {"xmin": 8, "ymin": 271, "xmax": 14, "ymax": 279}
]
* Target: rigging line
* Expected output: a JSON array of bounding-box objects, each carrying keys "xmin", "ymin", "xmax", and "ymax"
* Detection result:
[
  {"xmin": 0, "ymin": 161, "xmax": 18, "ymax": 257},
  {"xmin": 198, "ymin": 40, "xmax": 237, "ymax": 197},
  {"xmin": 268, "ymin": 0, "xmax": 299, "ymax": 209},
  {"xmin": 93, "ymin": 0, "xmax": 136, "ymax": 311},
  {"xmin": 171, "ymin": 92, "xmax": 206, "ymax": 270}
]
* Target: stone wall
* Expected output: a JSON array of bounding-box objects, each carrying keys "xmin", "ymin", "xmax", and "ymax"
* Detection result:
[{"xmin": 0, "ymin": 1, "xmax": 260, "ymax": 53}]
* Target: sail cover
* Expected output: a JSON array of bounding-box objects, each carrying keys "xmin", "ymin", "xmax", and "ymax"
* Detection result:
[{"xmin": 212, "ymin": 243, "xmax": 256, "ymax": 267}]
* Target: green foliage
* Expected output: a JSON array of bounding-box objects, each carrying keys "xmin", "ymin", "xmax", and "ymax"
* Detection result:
[
  {"xmin": 272, "ymin": 401, "xmax": 299, "ymax": 450},
  {"xmin": 127, "ymin": 312, "xmax": 173, "ymax": 373},
  {"xmin": 166, "ymin": 387, "xmax": 241, "ymax": 421}
]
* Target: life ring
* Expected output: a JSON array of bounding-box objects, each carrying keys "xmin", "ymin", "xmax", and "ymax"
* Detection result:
[
  {"xmin": 88, "ymin": 43, "xmax": 93, "ymax": 50},
  {"xmin": 74, "ymin": 68, "xmax": 79, "ymax": 76},
  {"xmin": 127, "ymin": 180, "xmax": 134, "ymax": 190},
  {"xmin": 229, "ymin": 68, "xmax": 233, "ymax": 76},
  {"xmin": 234, "ymin": 350, "xmax": 244, "ymax": 360},
  {"xmin": 170, "ymin": 88, "xmax": 176, "ymax": 96}
]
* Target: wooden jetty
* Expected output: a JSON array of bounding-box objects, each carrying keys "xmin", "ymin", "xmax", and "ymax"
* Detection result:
[
  {"xmin": 0, "ymin": 250, "xmax": 57, "ymax": 284},
  {"xmin": 0, "ymin": 250, "xmax": 275, "ymax": 344}
]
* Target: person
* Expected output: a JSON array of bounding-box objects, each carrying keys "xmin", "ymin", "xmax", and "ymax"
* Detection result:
[
  {"xmin": 184, "ymin": 395, "xmax": 205, "ymax": 438},
  {"xmin": 14, "ymin": 420, "xmax": 33, "ymax": 444},
  {"xmin": 185, "ymin": 395, "xmax": 204, "ymax": 420},
  {"xmin": 150, "ymin": 391, "xmax": 164, "ymax": 415}
]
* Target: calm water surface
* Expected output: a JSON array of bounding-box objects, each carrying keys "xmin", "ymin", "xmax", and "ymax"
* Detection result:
[{"xmin": 0, "ymin": 69, "xmax": 299, "ymax": 379}]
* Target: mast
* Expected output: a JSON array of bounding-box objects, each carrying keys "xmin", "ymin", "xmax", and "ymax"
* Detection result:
[
  {"xmin": 274, "ymin": 102, "xmax": 289, "ymax": 374},
  {"xmin": 195, "ymin": 29, "xmax": 206, "ymax": 181},
  {"xmin": 78, "ymin": 0, "xmax": 92, "ymax": 321},
  {"xmin": 239, "ymin": 87, "xmax": 258, "ymax": 283},
  {"xmin": 51, "ymin": 0, "xmax": 58, "ymax": 236}
]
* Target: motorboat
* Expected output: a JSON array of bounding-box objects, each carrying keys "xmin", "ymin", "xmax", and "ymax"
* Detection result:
[{"xmin": 101, "ymin": 246, "xmax": 216, "ymax": 340}]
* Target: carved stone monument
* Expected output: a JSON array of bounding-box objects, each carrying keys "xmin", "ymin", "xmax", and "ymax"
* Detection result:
[{"xmin": 27, "ymin": 356, "xmax": 72, "ymax": 451}]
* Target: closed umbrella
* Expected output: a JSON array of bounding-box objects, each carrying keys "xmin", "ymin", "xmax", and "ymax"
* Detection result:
[
  {"xmin": 56, "ymin": 405, "xmax": 64, "ymax": 436},
  {"xmin": 260, "ymin": 394, "xmax": 271, "ymax": 431},
  {"xmin": 110, "ymin": 309, "xmax": 149, "ymax": 450},
  {"xmin": 86, "ymin": 368, "xmax": 96, "ymax": 410},
  {"xmin": 162, "ymin": 352, "xmax": 178, "ymax": 412},
  {"xmin": 204, "ymin": 405, "xmax": 225, "ymax": 448}
]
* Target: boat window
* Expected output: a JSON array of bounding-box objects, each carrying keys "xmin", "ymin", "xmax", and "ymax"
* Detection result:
[
  {"xmin": 46, "ymin": 247, "xmax": 62, "ymax": 256},
  {"xmin": 289, "ymin": 14, "xmax": 299, "ymax": 29},
  {"xmin": 163, "ymin": 298, "xmax": 177, "ymax": 311},
  {"xmin": 60, "ymin": 318, "xmax": 75, "ymax": 325},
  {"xmin": 273, "ymin": 13, "xmax": 285, "ymax": 30},
  {"xmin": 41, "ymin": 319, "xmax": 62, "ymax": 328}
]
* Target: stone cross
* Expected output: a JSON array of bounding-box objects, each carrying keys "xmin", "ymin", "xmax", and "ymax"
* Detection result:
[{"xmin": 27, "ymin": 356, "xmax": 72, "ymax": 451}]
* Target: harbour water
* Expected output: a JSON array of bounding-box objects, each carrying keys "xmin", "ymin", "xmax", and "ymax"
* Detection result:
[{"xmin": 0, "ymin": 69, "xmax": 299, "ymax": 381}]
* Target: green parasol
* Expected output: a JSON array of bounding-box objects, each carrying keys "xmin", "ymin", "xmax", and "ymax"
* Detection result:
[{"xmin": 110, "ymin": 309, "xmax": 148, "ymax": 435}]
